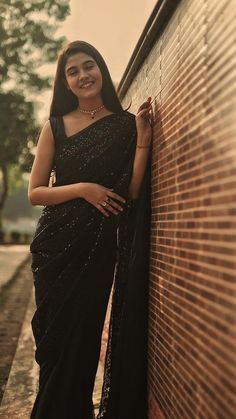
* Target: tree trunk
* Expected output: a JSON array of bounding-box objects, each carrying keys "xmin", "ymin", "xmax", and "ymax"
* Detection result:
[{"xmin": 0, "ymin": 164, "xmax": 8, "ymax": 232}]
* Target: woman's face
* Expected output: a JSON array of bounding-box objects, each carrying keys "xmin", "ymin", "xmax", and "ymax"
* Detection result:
[{"xmin": 64, "ymin": 52, "xmax": 103, "ymax": 101}]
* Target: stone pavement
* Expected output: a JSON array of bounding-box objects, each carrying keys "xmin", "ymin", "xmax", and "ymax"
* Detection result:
[
  {"xmin": 0, "ymin": 245, "xmax": 30, "ymax": 289},
  {"xmin": 0, "ymin": 288, "xmax": 39, "ymax": 419},
  {"xmin": 0, "ymin": 253, "xmax": 108, "ymax": 418},
  {"xmin": 0, "ymin": 286, "xmax": 105, "ymax": 418}
]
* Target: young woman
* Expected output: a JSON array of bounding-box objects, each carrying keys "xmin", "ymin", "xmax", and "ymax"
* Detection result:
[{"xmin": 28, "ymin": 40, "xmax": 153, "ymax": 419}]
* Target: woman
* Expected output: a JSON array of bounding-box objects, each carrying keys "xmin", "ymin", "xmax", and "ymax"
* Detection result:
[{"xmin": 28, "ymin": 40, "xmax": 153, "ymax": 419}]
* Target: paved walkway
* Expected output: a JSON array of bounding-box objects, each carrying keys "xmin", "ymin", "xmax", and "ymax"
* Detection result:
[
  {"xmin": 0, "ymin": 253, "xmax": 108, "ymax": 418},
  {"xmin": 0, "ymin": 288, "xmax": 38, "ymax": 419},
  {"xmin": 0, "ymin": 245, "xmax": 30, "ymax": 289},
  {"xmin": 0, "ymin": 286, "xmax": 105, "ymax": 417}
]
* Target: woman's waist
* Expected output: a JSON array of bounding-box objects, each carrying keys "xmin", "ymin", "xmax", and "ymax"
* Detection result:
[
  {"xmin": 30, "ymin": 199, "xmax": 120, "ymax": 253},
  {"xmin": 35, "ymin": 197, "xmax": 121, "ymax": 232}
]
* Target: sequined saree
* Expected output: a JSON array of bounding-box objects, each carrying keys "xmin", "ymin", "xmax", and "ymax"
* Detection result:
[{"xmin": 30, "ymin": 110, "xmax": 150, "ymax": 419}]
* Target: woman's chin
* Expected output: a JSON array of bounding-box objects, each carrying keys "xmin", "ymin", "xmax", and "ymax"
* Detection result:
[{"xmin": 78, "ymin": 91, "xmax": 102, "ymax": 101}]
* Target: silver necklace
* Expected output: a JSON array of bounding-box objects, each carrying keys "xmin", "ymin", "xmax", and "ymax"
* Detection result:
[{"xmin": 77, "ymin": 104, "xmax": 105, "ymax": 119}]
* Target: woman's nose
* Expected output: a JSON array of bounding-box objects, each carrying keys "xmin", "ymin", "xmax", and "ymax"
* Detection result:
[{"xmin": 79, "ymin": 68, "xmax": 88, "ymax": 79}]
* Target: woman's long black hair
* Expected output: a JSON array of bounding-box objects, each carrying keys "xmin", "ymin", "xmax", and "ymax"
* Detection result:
[{"xmin": 50, "ymin": 40, "xmax": 129, "ymax": 117}]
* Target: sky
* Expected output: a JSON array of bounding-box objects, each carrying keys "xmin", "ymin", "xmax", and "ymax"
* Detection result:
[{"xmin": 38, "ymin": 0, "xmax": 157, "ymax": 120}]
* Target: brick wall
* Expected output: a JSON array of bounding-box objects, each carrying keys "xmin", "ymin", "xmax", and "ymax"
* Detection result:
[{"xmin": 120, "ymin": 0, "xmax": 236, "ymax": 417}]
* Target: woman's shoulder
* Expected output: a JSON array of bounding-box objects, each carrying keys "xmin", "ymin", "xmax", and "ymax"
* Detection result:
[
  {"xmin": 50, "ymin": 109, "xmax": 77, "ymax": 121},
  {"xmin": 59, "ymin": 109, "xmax": 77, "ymax": 122}
]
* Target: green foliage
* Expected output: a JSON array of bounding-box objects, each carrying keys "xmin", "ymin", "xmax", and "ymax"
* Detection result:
[
  {"xmin": 0, "ymin": 0, "xmax": 70, "ymax": 90},
  {"xmin": 0, "ymin": 0, "xmax": 70, "ymax": 226},
  {"xmin": 8, "ymin": 164, "xmax": 25, "ymax": 194},
  {"xmin": 0, "ymin": 91, "xmax": 37, "ymax": 167}
]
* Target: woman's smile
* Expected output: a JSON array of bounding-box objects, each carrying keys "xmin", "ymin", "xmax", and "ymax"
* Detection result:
[{"xmin": 80, "ymin": 81, "xmax": 95, "ymax": 89}]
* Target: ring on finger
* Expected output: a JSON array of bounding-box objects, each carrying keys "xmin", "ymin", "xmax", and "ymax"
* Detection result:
[
  {"xmin": 101, "ymin": 201, "xmax": 108, "ymax": 208},
  {"xmin": 106, "ymin": 197, "xmax": 111, "ymax": 203}
]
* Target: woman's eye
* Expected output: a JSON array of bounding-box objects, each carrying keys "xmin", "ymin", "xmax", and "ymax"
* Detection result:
[{"xmin": 68, "ymin": 65, "xmax": 94, "ymax": 76}]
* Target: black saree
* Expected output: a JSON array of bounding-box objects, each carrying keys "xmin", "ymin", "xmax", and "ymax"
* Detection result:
[{"xmin": 29, "ymin": 110, "xmax": 150, "ymax": 419}]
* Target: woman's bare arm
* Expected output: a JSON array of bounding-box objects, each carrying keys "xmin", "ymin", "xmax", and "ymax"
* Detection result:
[
  {"xmin": 128, "ymin": 135, "xmax": 151, "ymax": 200},
  {"xmin": 128, "ymin": 97, "xmax": 153, "ymax": 200},
  {"xmin": 28, "ymin": 120, "xmax": 85, "ymax": 206}
]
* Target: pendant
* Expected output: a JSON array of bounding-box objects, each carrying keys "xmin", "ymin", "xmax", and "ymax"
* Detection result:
[{"xmin": 91, "ymin": 112, "xmax": 95, "ymax": 119}]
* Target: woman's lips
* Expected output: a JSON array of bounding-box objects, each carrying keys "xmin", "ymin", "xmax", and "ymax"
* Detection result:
[{"xmin": 80, "ymin": 81, "xmax": 94, "ymax": 89}]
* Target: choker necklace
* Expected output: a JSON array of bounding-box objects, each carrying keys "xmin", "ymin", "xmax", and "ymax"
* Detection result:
[{"xmin": 77, "ymin": 104, "xmax": 105, "ymax": 119}]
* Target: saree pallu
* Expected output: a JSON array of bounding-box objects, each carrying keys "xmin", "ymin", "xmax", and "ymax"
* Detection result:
[{"xmin": 29, "ymin": 111, "xmax": 150, "ymax": 419}]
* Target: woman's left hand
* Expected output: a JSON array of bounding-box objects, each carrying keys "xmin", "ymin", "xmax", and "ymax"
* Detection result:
[{"xmin": 135, "ymin": 96, "xmax": 153, "ymax": 142}]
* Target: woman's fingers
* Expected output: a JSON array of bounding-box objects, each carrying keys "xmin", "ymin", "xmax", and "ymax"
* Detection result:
[
  {"xmin": 109, "ymin": 200, "xmax": 123, "ymax": 211},
  {"xmin": 107, "ymin": 190, "xmax": 126, "ymax": 203},
  {"xmin": 138, "ymin": 107, "xmax": 153, "ymax": 122},
  {"xmin": 138, "ymin": 104, "xmax": 152, "ymax": 114},
  {"xmin": 93, "ymin": 186, "xmax": 128, "ymax": 217},
  {"xmin": 96, "ymin": 203, "xmax": 110, "ymax": 217},
  {"xmin": 85, "ymin": 184, "xmax": 126, "ymax": 217},
  {"xmin": 105, "ymin": 195, "xmax": 124, "ymax": 211},
  {"xmin": 96, "ymin": 198, "xmax": 125, "ymax": 217},
  {"xmin": 100, "ymin": 199, "xmax": 123, "ymax": 214},
  {"xmin": 96, "ymin": 202, "xmax": 121, "ymax": 217},
  {"xmin": 104, "ymin": 202, "xmax": 119, "ymax": 215},
  {"xmin": 137, "ymin": 97, "xmax": 152, "ymax": 112}
]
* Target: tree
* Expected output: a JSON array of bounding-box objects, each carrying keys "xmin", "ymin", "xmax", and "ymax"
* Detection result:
[
  {"xmin": 0, "ymin": 0, "xmax": 70, "ymax": 232},
  {"xmin": 0, "ymin": 91, "xmax": 38, "ymax": 230},
  {"xmin": 0, "ymin": 0, "xmax": 70, "ymax": 90}
]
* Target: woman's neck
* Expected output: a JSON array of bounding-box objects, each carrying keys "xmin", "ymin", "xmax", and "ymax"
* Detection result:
[{"xmin": 77, "ymin": 97, "xmax": 104, "ymax": 111}]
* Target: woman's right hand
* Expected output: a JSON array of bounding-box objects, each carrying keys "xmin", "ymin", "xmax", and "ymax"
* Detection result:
[{"xmin": 79, "ymin": 182, "xmax": 126, "ymax": 217}]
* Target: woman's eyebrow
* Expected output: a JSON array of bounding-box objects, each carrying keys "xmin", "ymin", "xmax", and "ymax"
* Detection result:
[{"xmin": 66, "ymin": 60, "xmax": 95, "ymax": 73}]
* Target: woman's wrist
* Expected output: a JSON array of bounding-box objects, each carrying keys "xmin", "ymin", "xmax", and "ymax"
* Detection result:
[
  {"xmin": 136, "ymin": 144, "xmax": 151, "ymax": 148},
  {"xmin": 136, "ymin": 134, "xmax": 152, "ymax": 148},
  {"xmin": 136, "ymin": 140, "xmax": 152, "ymax": 149},
  {"xmin": 75, "ymin": 182, "xmax": 86, "ymax": 199}
]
